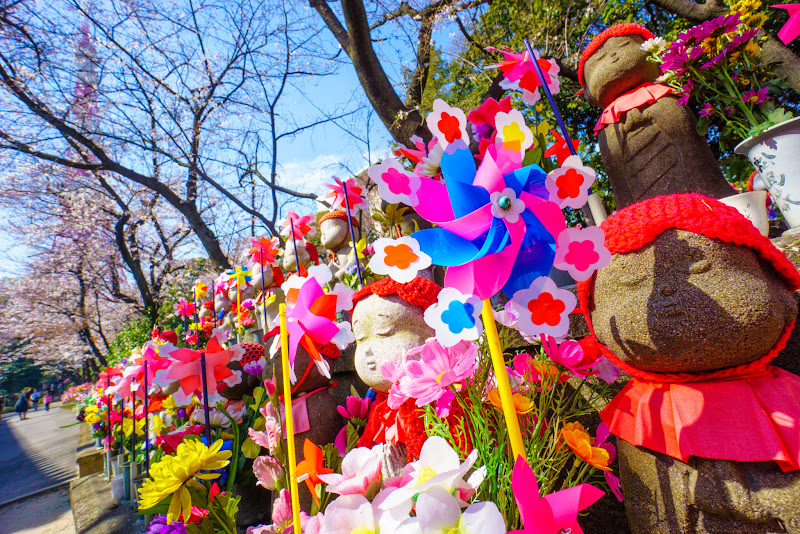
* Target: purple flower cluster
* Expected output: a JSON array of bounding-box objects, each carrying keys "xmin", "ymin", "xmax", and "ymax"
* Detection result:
[
  {"xmin": 147, "ymin": 516, "xmax": 188, "ymax": 534},
  {"xmin": 742, "ymin": 87, "xmax": 768, "ymax": 105},
  {"xmin": 661, "ymin": 12, "xmax": 753, "ymax": 76}
]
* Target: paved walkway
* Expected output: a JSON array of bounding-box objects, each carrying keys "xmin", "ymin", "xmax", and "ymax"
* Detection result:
[{"xmin": 0, "ymin": 402, "xmax": 80, "ymax": 533}]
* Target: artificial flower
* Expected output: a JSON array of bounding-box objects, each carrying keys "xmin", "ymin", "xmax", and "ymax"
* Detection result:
[
  {"xmin": 561, "ymin": 422, "xmax": 611, "ymax": 471},
  {"xmin": 296, "ymin": 439, "xmax": 334, "ymax": 504},
  {"xmin": 742, "ymin": 86, "xmax": 769, "ymax": 105},
  {"xmin": 147, "ymin": 515, "xmax": 188, "ymax": 534},
  {"xmin": 595, "ymin": 423, "xmax": 623, "ymax": 501},
  {"xmin": 487, "ymin": 388, "xmax": 534, "ymax": 414},
  {"xmin": 552, "ymin": 226, "xmax": 610, "ymax": 282},
  {"xmin": 401, "ymin": 339, "xmax": 478, "ymax": 417},
  {"xmin": 544, "ymin": 155, "xmax": 596, "ymax": 210},
  {"xmin": 416, "ymin": 486, "xmax": 506, "ymax": 534},
  {"xmin": 279, "ymin": 212, "xmax": 316, "ymax": 240},
  {"xmin": 509, "ymin": 276, "xmax": 577, "ymax": 339},
  {"xmin": 250, "ymin": 236, "xmax": 281, "ymax": 266},
  {"xmin": 319, "ymin": 445, "xmax": 383, "ymax": 496},
  {"xmin": 423, "ymin": 287, "xmax": 483, "ymax": 347},
  {"xmin": 426, "ymin": 98, "xmax": 470, "ymax": 150},
  {"xmin": 494, "ymin": 109, "xmax": 535, "ymax": 153},
  {"xmin": 334, "ymin": 395, "xmax": 372, "ymax": 454},
  {"xmin": 368, "ymin": 236, "xmax": 432, "ymax": 284},
  {"xmin": 541, "ymin": 335, "xmax": 595, "ymax": 379},
  {"xmin": 174, "ymin": 298, "xmax": 196, "ymax": 319},
  {"xmin": 138, "ymin": 439, "xmax": 231, "ymax": 523},
  {"xmin": 368, "ymin": 158, "xmax": 422, "ymax": 205},
  {"xmin": 253, "ymin": 455, "xmax": 284, "ymax": 491},
  {"xmin": 394, "ymin": 135, "xmax": 443, "ymax": 178}
]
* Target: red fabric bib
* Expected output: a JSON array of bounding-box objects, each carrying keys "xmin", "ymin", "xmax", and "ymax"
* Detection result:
[
  {"xmin": 593, "ymin": 83, "xmax": 673, "ymax": 135},
  {"xmin": 601, "ymin": 366, "xmax": 800, "ymax": 471}
]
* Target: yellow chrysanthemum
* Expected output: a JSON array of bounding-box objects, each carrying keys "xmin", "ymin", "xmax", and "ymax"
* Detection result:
[
  {"xmin": 731, "ymin": 0, "xmax": 762, "ymax": 17},
  {"xmin": 138, "ymin": 439, "xmax": 231, "ymax": 523},
  {"xmin": 561, "ymin": 422, "xmax": 611, "ymax": 471}
]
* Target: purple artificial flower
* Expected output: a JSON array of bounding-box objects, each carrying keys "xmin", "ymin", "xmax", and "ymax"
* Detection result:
[
  {"xmin": 676, "ymin": 79, "xmax": 694, "ymax": 106},
  {"xmin": 726, "ymin": 27, "xmax": 758, "ymax": 52},
  {"xmin": 147, "ymin": 516, "xmax": 188, "ymax": 534},
  {"xmin": 699, "ymin": 102, "xmax": 715, "ymax": 117},
  {"xmin": 701, "ymin": 50, "xmax": 727, "ymax": 69},
  {"xmin": 176, "ymin": 408, "xmax": 187, "ymax": 419},
  {"xmin": 726, "ymin": 105, "xmax": 735, "ymax": 116},
  {"xmin": 742, "ymin": 87, "xmax": 768, "ymax": 105},
  {"xmin": 243, "ymin": 359, "xmax": 265, "ymax": 377},
  {"xmin": 660, "ymin": 44, "xmax": 689, "ymax": 73},
  {"xmin": 676, "ymin": 24, "xmax": 710, "ymax": 46},
  {"xmin": 702, "ymin": 12, "xmax": 741, "ymax": 39}
]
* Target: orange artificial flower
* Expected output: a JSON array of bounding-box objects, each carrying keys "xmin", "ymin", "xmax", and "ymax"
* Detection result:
[
  {"xmin": 295, "ymin": 439, "xmax": 333, "ymax": 505},
  {"xmin": 561, "ymin": 422, "xmax": 611, "ymax": 471},
  {"xmin": 487, "ymin": 389, "xmax": 534, "ymax": 415}
]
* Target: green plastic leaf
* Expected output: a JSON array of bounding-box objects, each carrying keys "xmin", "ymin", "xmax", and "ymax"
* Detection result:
[{"xmin": 241, "ymin": 437, "xmax": 261, "ymax": 459}]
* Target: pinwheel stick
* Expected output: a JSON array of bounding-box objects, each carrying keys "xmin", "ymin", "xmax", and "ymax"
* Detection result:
[
  {"xmin": 481, "ymin": 299, "xmax": 526, "ymax": 460},
  {"xmin": 194, "ymin": 300, "xmax": 201, "ymax": 349},
  {"xmin": 106, "ymin": 377, "xmax": 112, "ymax": 482},
  {"xmin": 523, "ymin": 38, "xmax": 603, "ymax": 226},
  {"xmin": 261, "ymin": 250, "xmax": 269, "ymax": 332},
  {"xmin": 143, "ymin": 361, "xmax": 150, "ymax": 474},
  {"xmin": 130, "ymin": 393, "xmax": 137, "ymax": 506},
  {"xmin": 199, "ymin": 352, "xmax": 212, "ymax": 445},
  {"xmin": 119, "ymin": 397, "xmax": 124, "ymax": 459},
  {"xmin": 289, "ymin": 220, "xmax": 302, "ymax": 275},
  {"xmin": 342, "ymin": 181, "xmax": 363, "ymax": 287},
  {"xmin": 279, "ymin": 304, "xmax": 302, "ymax": 533}
]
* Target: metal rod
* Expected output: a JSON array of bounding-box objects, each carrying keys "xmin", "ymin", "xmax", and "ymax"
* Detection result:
[
  {"xmin": 143, "ymin": 361, "xmax": 149, "ymax": 474},
  {"xmin": 199, "ymin": 352, "xmax": 212, "ymax": 444},
  {"xmin": 341, "ymin": 181, "xmax": 363, "ymax": 287}
]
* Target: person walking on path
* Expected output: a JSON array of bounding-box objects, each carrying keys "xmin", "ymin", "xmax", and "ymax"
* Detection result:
[
  {"xmin": 14, "ymin": 389, "xmax": 30, "ymax": 420},
  {"xmin": 0, "ymin": 394, "xmax": 5, "ymax": 425},
  {"xmin": 43, "ymin": 392, "xmax": 52, "ymax": 411},
  {"xmin": 31, "ymin": 388, "xmax": 40, "ymax": 411}
]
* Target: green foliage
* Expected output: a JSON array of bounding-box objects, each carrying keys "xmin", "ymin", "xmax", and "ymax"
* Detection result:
[
  {"xmin": 0, "ymin": 354, "xmax": 43, "ymax": 395},
  {"xmin": 107, "ymin": 317, "xmax": 152, "ymax": 366}
]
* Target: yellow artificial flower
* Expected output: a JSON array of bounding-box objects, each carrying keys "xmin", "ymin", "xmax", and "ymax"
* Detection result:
[
  {"xmin": 348, "ymin": 237, "xmax": 367, "ymax": 260},
  {"xmin": 138, "ymin": 439, "xmax": 231, "ymax": 523},
  {"xmin": 123, "ymin": 416, "xmax": 146, "ymax": 437},
  {"xmin": 161, "ymin": 395, "xmax": 178, "ymax": 415},
  {"xmin": 151, "ymin": 414, "xmax": 165, "ymax": 437},
  {"xmin": 487, "ymin": 389, "xmax": 535, "ymax": 414},
  {"xmin": 561, "ymin": 422, "xmax": 611, "ymax": 471}
]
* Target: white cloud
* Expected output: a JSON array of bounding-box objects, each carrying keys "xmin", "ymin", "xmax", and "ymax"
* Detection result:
[{"xmin": 279, "ymin": 154, "xmax": 343, "ymax": 194}]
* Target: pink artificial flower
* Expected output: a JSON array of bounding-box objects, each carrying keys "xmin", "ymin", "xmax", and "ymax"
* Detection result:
[
  {"xmin": 401, "ymin": 339, "xmax": 478, "ymax": 417},
  {"xmin": 393, "ymin": 135, "xmax": 443, "ymax": 179},
  {"xmin": 510, "ymin": 456, "xmax": 604, "ymax": 534},
  {"xmin": 174, "ymin": 298, "xmax": 196, "ymax": 318},
  {"xmin": 249, "ymin": 420, "xmax": 281, "ymax": 455},
  {"xmin": 742, "ymin": 87, "xmax": 769, "ymax": 105},
  {"xmin": 595, "ymin": 423, "xmax": 623, "ymax": 502},
  {"xmin": 184, "ymin": 333, "xmax": 198, "ymax": 345},
  {"xmin": 591, "ymin": 357, "xmax": 621, "ymax": 384},
  {"xmin": 553, "ymin": 226, "xmax": 611, "ymax": 282},
  {"xmin": 253, "ymin": 455, "xmax": 284, "ymax": 491},
  {"xmin": 334, "ymin": 395, "xmax": 372, "ymax": 454},
  {"xmin": 263, "ymin": 377, "xmax": 277, "ymax": 397},
  {"xmin": 319, "ymin": 446, "xmax": 383, "ymax": 496},
  {"xmin": 540, "ymin": 335, "xmax": 594, "ymax": 379}
]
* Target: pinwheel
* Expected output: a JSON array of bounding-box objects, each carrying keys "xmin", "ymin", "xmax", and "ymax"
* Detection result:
[
  {"xmin": 488, "ymin": 46, "xmax": 561, "ymax": 105},
  {"xmin": 279, "ymin": 212, "xmax": 316, "ymax": 240},
  {"xmin": 124, "ymin": 342, "xmax": 174, "ymax": 400},
  {"xmin": 174, "ymin": 298, "xmax": 195, "ymax": 318},
  {"xmin": 774, "ymin": 4, "xmax": 800, "ymax": 45},
  {"xmin": 249, "ymin": 236, "xmax": 281, "ymax": 266},
  {"xmin": 410, "ymin": 127, "xmax": 567, "ymax": 301},
  {"xmin": 319, "ymin": 177, "xmax": 368, "ymax": 212},
  {"xmin": 193, "ymin": 280, "xmax": 208, "ymax": 302},
  {"xmin": 269, "ymin": 275, "xmax": 353, "ymax": 383},
  {"xmin": 510, "ymin": 456, "xmax": 604, "ymax": 534},
  {"xmin": 157, "ymin": 329, "xmax": 244, "ymax": 408},
  {"xmin": 227, "ymin": 266, "xmax": 251, "ymax": 333}
]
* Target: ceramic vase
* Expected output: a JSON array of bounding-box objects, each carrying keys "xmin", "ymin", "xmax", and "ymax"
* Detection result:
[{"xmin": 735, "ymin": 117, "xmax": 800, "ymax": 228}]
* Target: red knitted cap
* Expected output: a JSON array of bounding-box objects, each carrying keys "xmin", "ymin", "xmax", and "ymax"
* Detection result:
[
  {"xmin": 576, "ymin": 194, "xmax": 800, "ymax": 382},
  {"xmin": 578, "ymin": 23, "xmax": 654, "ymax": 88},
  {"xmin": 320, "ymin": 210, "xmax": 359, "ymax": 227},
  {"xmin": 352, "ymin": 276, "xmax": 441, "ymax": 310}
]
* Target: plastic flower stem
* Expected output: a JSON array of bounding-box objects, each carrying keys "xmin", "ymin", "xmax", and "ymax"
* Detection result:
[
  {"xmin": 342, "ymin": 180, "xmax": 364, "ymax": 288},
  {"xmin": 143, "ymin": 360, "xmax": 149, "ymax": 475},
  {"xmin": 217, "ymin": 405, "xmax": 240, "ymax": 493},
  {"xmin": 261, "ymin": 249, "xmax": 268, "ymax": 333},
  {"xmin": 290, "ymin": 219, "xmax": 302, "ymax": 275},
  {"xmin": 106, "ymin": 376, "xmax": 111, "ymax": 482},
  {"xmin": 481, "ymin": 299, "xmax": 525, "ymax": 460},
  {"xmin": 200, "ymin": 352, "xmax": 212, "ymax": 445},
  {"xmin": 524, "ymin": 38, "xmax": 598, "ymax": 225},
  {"xmin": 280, "ymin": 303, "xmax": 302, "ymax": 533}
]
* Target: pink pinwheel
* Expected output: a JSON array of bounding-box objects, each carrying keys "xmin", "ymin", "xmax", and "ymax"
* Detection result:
[
  {"xmin": 540, "ymin": 335, "xmax": 594, "ymax": 379},
  {"xmin": 124, "ymin": 342, "xmax": 174, "ymax": 399},
  {"xmin": 97, "ymin": 366, "xmax": 122, "ymax": 391},
  {"xmin": 250, "ymin": 236, "xmax": 281, "ymax": 265},
  {"xmin": 279, "ymin": 212, "xmax": 316, "ymax": 240},
  {"xmin": 106, "ymin": 372, "xmax": 135, "ymax": 401},
  {"xmin": 489, "ymin": 47, "xmax": 561, "ymax": 105},
  {"xmin": 158, "ymin": 329, "xmax": 244, "ymax": 406},
  {"xmin": 174, "ymin": 298, "xmax": 196, "ymax": 318},
  {"xmin": 320, "ymin": 177, "xmax": 368, "ymax": 212},
  {"xmin": 510, "ymin": 456, "xmax": 604, "ymax": 534},
  {"xmin": 269, "ymin": 276, "xmax": 352, "ymax": 383},
  {"xmin": 404, "ymin": 100, "xmax": 567, "ymax": 300}
]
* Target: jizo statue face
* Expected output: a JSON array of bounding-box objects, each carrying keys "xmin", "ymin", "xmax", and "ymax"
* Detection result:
[
  {"xmin": 320, "ymin": 218, "xmax": 351, "ymax": 251},
  {"xmin": 582, "ymin": 34, "xmax": 660, "ymax": 108},
  {"xmin": 351, "ymin": 293, "xmax": 434, "ymax": 392},
  {"xmin": 591, "ymin": 229, "xmax": 797, "ymax": 373}
]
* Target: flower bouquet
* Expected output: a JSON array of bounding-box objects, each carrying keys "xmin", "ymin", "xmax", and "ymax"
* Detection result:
[{"xmin": 642, "ymin": 2, "xmax": 795, "ymax": 146}]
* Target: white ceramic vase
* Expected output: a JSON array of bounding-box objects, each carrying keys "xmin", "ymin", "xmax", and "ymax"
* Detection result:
[
  {"xmin": 735, "ymin": 117, "xmax": 800, "ymax": 228},
  {"xmin": 719, "ymin": 191, "xmax": 769, "ymax": 237}
]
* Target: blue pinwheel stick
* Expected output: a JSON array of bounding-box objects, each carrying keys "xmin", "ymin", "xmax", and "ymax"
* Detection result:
[
  {"xmin": 143, "ymin": 360, "xmax": 149, "ymax": 474},
  {"xmin": 523, "ymin": 38, "xmax": 604, "ymax": 225},
  {"xmin": 342, "ymin": 180, "xmax": 364, "ymax": 287}
]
